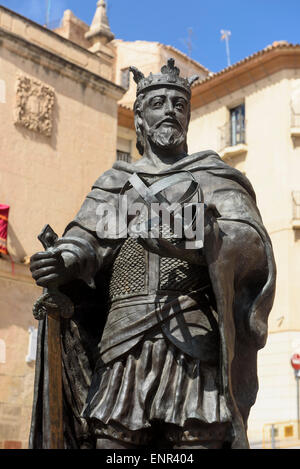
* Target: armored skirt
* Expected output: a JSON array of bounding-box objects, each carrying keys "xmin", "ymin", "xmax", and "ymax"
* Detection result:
[
  {"xmin": 83, "ymin": 336, "xmax": 232, "ymax": 446},
  {"xmin": 82, "ymin": 290, "xmax": 232, "ymax": 446}
]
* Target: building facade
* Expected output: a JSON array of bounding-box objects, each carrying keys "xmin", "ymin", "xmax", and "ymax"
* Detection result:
[
  {"xmin": 188, "ymin": 43, "xmax": 300, "ymax": 447},
  {"xmin": 0, "ymin": 4, "xmax": 124, "ymax": 449},
  {"xmin": 116, "ymin": 40, "xmax": 300, "ymax": 447}
]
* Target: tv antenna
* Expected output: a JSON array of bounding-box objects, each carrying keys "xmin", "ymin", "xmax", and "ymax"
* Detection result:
[
  {"xmin": 45, "ymin": 0, "xmax": 51, "ymax": 28},
  {"xmin": 220, "ymin": 29, "xmax": 231, "ymax": 67},
  {"xmin": 184, "ymin": 27, "xmax": 194, "ymax": 58}
]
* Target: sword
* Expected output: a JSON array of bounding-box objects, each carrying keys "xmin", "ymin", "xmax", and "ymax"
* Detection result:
[{"xmin": 33, "ymin": 224, "xmax": 74, "ymax": 449}]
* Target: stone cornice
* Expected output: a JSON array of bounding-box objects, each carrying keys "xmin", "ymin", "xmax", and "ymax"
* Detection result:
[
  {"xmin": 0, "ymin": 27, "xmax": 124, "ymax": 101},
  {"xmin": 191, "ymin": 44, "xmax": 300, "ymax": 109},
  {"xmin": 0, "ymin": 6, "xmax": 98, "ymax": 59},
  {"xmin": 0, "ymin": 5, "xmax": 124, "ymax": 101}
]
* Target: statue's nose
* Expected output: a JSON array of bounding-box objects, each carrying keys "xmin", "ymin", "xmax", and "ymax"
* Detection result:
[{"xmin": 165, "ymin": 103, "xmax": 176, "ymax": 116}]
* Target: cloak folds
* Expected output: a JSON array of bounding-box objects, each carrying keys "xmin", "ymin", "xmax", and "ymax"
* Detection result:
[{"xmin": 29, "ymin": 151, "xmax": 276, "ymax": 449}]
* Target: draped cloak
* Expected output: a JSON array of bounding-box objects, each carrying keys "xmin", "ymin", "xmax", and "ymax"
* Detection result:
[{"xmin": 29, "ymin": 150, "xmax": 276, "ymax": 449}]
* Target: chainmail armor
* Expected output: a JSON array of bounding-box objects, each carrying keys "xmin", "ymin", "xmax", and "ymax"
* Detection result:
[{"xmin": 109, "ymin": 237, "xmax": 147, "ymax": 301}]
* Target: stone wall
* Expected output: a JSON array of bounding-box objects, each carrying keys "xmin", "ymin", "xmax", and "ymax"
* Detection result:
[
  {"xmin": 0, "ymin": 6, "xmax": 124, "ymax": 448},
  {"xmin": 0, "ymin": 261, "xmax": 39, "ymax": 449}
]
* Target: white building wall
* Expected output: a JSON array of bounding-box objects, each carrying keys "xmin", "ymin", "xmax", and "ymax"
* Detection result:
[{"xmin": 189, "ymin": 69, "xmax": 300, "ymax": 446}]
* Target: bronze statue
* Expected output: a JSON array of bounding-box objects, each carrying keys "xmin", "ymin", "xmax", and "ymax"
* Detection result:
[{"xmin": 29, "ymin": 59, "xmax": 276, "ymax": 449}]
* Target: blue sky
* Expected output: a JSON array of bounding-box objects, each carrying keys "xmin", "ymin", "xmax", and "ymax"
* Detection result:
[{"xmin": 1, "ymin": 0, "xmax": 299, "ymax": 72}]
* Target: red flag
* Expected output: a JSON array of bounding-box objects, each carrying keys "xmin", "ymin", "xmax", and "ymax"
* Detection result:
[{"xmin": 0, "ymin": 204, "xmax": 9, "ymax": 255}]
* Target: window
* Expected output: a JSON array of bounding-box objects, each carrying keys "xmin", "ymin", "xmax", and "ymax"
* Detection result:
[
  {"xmin": 117, "ymin": 150, "xmax": 132, "ymax": 163},
  {"xmin": 117, "ymin": 137, "xmax": 132, "ymax": 163},
  {"xmin": 121, "ymin": 68, "xmax": 130, "ymax": 90},
  {"xmin": 230, "ymin": 103, "xmax": 245, "ymax": 146}
]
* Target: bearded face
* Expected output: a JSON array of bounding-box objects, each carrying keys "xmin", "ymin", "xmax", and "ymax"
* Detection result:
[
  {"xmin": 147, "ymin": 116, "xmax": 186, "ymax": 150},
  {"xmin": 135, "ymin": 87, "xmax": 190, "ymax": 155}
]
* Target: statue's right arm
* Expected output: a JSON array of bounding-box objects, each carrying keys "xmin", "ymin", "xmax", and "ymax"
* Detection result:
[{"xmin": 30, "ymin": 225, "xmax": 105, "ymax": 290}]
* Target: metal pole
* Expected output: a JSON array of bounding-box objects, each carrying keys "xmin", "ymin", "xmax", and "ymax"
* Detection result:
[
  {"xmin": 220, "ymin": 30, "xmax": 231, "ymax": 67},
  {"xmin": 46, "ymin": 0, "xmax": 51, "ymax": 28},
  {"xmin": 270, "ymin": 424, "xmax": 276, "ymax": 449},
  {"xmin": 225, "ymin": 35, "xmax": 231, "ymax": 67}
]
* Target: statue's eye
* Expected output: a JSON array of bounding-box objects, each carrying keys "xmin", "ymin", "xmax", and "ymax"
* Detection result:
[
  {"xmin": 152, "ymin": 99, "xmax": 163, "ymax": 108},
  {"xmin": 175, "ymin": 101, "xmax": 185, "ymax": 111}
]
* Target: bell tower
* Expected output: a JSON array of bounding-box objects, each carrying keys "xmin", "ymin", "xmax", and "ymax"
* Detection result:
[{"xmin": 85, "ymin": 0, "xmax": 115, "ymax": 79}]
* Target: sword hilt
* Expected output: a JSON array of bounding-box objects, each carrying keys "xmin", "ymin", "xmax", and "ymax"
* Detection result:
[
  {"xmin": 32, "ymin": 224, "xmax": 74, "ymax": 320},
  {"xmin": 38, "ymin": 224, "xmax": 58, "ymax": 251}
]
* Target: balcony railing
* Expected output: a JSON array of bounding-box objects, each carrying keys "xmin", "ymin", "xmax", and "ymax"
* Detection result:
[{"xmin": 117, "ymin": 150, "xmax": 132, "ymax": 164}]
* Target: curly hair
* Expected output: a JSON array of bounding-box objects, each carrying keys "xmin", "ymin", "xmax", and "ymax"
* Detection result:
[{"xmin": 133, "ymin": 93, "xmax": 146, "ymax": 156}]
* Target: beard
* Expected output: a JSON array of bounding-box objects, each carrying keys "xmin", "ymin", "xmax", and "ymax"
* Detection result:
[{"xmin": 147, "ymin": 121, "xmax": 187, "ymax": 151}]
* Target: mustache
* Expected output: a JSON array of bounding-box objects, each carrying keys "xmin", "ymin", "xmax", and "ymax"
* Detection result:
[{"xmin": 151, "ymin": 117, "xmax": 184, "ymax": 132}]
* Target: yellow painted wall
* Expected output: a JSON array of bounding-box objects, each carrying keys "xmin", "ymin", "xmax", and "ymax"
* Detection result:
[{"xmin": 0, "ymin": 6, "xmax": 123, "ymax": 449}]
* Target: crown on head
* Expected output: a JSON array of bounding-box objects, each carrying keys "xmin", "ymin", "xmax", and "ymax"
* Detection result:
[{"xmin": 129, "ymin": 58, "xmax": 199, "ymax": 97}]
